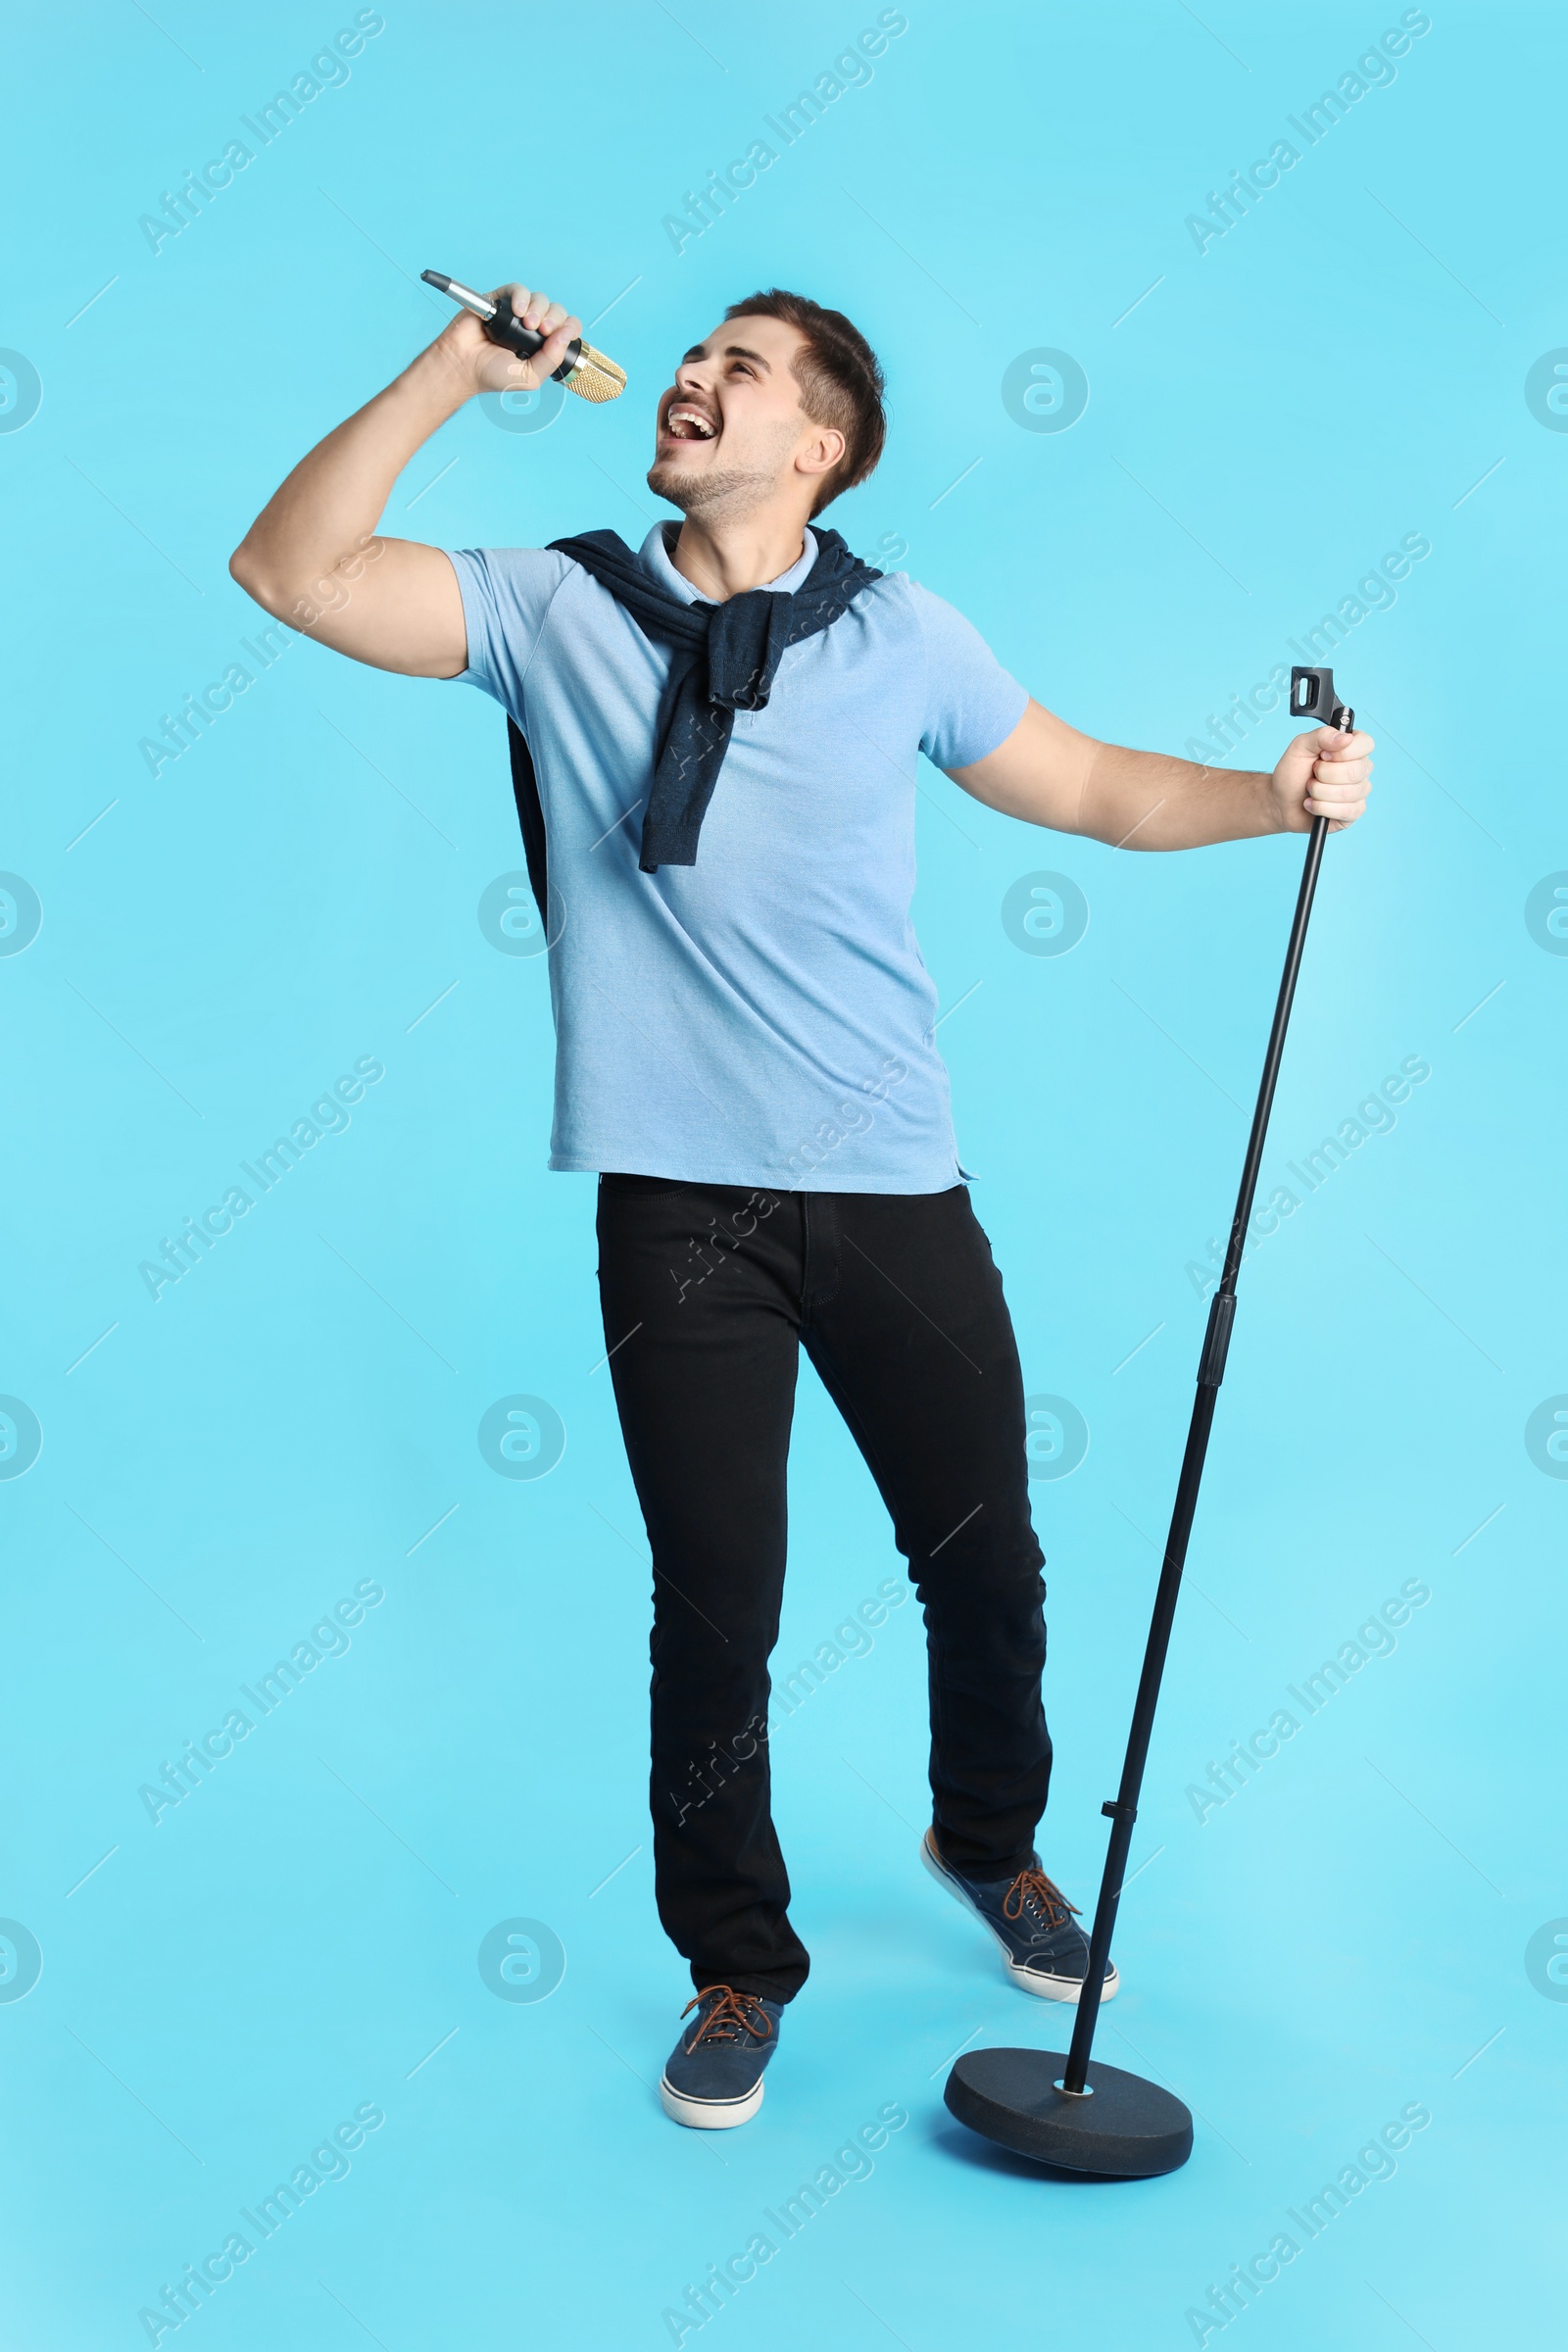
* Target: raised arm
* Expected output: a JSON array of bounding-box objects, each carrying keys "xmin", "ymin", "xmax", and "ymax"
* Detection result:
[
  {"xmin": 947, "ymin": 697, "xmax": 1373, "ymax": 846},
  {"xmin": 228, "ymin": 283, "xmax": 581, "ymax": 677}
]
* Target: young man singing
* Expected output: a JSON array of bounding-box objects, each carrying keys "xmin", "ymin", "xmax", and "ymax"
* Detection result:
[{"xmin": 231, "ymin": 279, "xmax": 1372, "ymax": 2129}]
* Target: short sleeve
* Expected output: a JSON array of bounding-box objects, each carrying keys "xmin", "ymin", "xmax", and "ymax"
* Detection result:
[
  {"xmin": 442, "ymin": 545, "xmax": 576, "ymax": 727},
  {"xmin": 907, "ymin": 580, "xmax": 1030, "ymax": 770}
]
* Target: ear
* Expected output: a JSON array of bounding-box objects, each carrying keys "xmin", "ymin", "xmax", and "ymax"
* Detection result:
[{"xmin": 794, "ymin": 420, "xmax": 847, "ymax": 485}]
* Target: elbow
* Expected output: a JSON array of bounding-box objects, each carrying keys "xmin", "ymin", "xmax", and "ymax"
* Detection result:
[
  {"xmin": 228, "ymin": 539, "xmax": 265, "ymax": 598},
  {"xmin": 228, "ymin": 538, "xmax": 286, "ymax": 616}
]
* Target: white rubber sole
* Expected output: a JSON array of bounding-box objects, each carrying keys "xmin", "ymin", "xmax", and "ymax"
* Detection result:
[
  {"xmin": 920, "ymin": 1828, "xmax": 1118, "ymax": 2004},
  {"xmin": 659, "ymin": 2072, "xmax": 765, "ymax": 2130}
]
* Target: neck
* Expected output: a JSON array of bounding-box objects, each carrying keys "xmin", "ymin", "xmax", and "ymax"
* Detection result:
[{"xmin": 668, "ymin": 511, "xmax": 812, "ymax": 602}]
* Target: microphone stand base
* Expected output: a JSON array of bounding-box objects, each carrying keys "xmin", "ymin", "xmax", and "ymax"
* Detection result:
[{"xmin": 945, "ymin": 2048, "xmax": 1194, "ymax": 2177}]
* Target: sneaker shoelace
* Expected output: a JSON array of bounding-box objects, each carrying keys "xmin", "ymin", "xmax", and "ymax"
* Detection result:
[
  {"xmin": 682, "ymin": 1984, "xmax": 773, "ymax": 2050},
  {"xmin": 1002, "ymin": 1867, "xmax": 1080, "ymax": 1936}
]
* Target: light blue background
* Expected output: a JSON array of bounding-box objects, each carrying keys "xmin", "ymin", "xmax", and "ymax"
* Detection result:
[{"xmin": 2, "ymin": 4, "xmax": 1562, "ymax": 2347}]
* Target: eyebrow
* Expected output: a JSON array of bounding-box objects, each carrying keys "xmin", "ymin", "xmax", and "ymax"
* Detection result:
[{"xmin": 681, "ymin": 341, "xmax": 772, "ymax": 371}]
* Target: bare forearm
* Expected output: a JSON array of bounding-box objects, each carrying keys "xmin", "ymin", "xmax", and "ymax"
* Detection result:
[
  {"xmin": 953, "ymin": 696, "xmax": 1372, "ymax": 845},
  {"xmin": 1078, "ymin": 739, "xmax": 1282, "ymax": 850},
  {"xmin": 227, "ymin": 279, "xmax": 578, "ymax": 678},
  {"xmin": 230, "ymin": 343, "xmax": 466, "ymax": 607}
]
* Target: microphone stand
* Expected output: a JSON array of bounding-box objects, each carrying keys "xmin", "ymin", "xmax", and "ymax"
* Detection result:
[{"xmin": 944, "ymin": 666, "xmax": 1353, "ymax": 2177}]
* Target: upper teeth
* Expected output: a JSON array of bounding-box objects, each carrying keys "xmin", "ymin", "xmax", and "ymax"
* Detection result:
[{"xmin": 668, "ymin": 406, "xmax": 715, "ymax": 438}]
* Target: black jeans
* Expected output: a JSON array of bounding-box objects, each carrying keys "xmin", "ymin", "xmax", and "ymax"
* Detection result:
[{"xmin": 595, "ymin": 1175, "xmax": 1051, "ymax": 2003}]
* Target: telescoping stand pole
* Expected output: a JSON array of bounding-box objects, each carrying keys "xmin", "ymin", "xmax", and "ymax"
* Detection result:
[{"xmin": 945, "ymin": 667, "xmax": 1354, "ymax": 2179}]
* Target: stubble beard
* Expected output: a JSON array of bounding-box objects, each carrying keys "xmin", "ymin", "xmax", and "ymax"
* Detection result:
[{"xmin": 645, "ymin": 453, "xmax": 781, "ymax": 520}]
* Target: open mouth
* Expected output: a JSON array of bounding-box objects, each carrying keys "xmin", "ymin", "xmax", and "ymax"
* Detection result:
[{"xmin": 662, "ymin": 402, "xmax": 719, "ymax": 444}]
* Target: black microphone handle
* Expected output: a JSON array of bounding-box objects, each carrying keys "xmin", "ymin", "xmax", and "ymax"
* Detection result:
[{"xmin": 485, "ymin": 294, "xmax": 584, "ymax": 386}]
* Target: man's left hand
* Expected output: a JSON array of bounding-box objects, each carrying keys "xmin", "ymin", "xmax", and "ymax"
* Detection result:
[{"xmin": 1270, "ymin": 725, "xmax": 1374, "ymax": 834}]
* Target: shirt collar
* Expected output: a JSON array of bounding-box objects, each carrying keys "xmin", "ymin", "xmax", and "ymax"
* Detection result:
[{"xmin": 639, "ymin": 519, "xmax": 819, "ymax": 606}]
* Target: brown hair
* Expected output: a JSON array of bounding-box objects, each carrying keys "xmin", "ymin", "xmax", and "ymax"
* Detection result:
[{"xmin": 722, "ymin": 289, "xmax": 887, "ymax": 515}]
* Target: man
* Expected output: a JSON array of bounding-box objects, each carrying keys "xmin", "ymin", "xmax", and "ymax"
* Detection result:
[{"xmin": 231, "ymin": 280, "xmax": 1372, "ymax": 2130}]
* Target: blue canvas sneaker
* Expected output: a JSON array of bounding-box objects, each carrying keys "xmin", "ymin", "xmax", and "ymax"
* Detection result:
[
  {"xmin": 921, "ymin": 1827, "xmax": 1119, "ymax": 2002},
  {"xmin": 659, "ymin": 1984, "xmax": 784, "ymax": 2129}
]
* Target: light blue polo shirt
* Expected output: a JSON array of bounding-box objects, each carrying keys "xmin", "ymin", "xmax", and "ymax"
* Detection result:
[{"xmin": 445, "ymin": 521, "xmax": 1028, "ymax": 1192}]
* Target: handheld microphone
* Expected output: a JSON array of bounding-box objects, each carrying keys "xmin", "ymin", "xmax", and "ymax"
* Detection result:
[{"xmin": 421, "ymin": 270, "xmax": 626, "ymax": 404}]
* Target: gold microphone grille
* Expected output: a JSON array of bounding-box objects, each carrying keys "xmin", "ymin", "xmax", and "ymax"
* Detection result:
[{"xmin": 564, "ymin": 341, "xmax": 627, "ymax": 404}]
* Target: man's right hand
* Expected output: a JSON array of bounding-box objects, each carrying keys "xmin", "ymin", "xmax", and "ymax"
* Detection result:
[{"xmin": 434, "ymin": 283, "xmax": 584, "ymax": 401}]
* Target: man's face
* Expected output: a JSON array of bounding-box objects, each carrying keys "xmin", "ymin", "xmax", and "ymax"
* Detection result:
[{"xmin": 647, "ymin": 315, "xmax": 840, "ymax": 521}]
